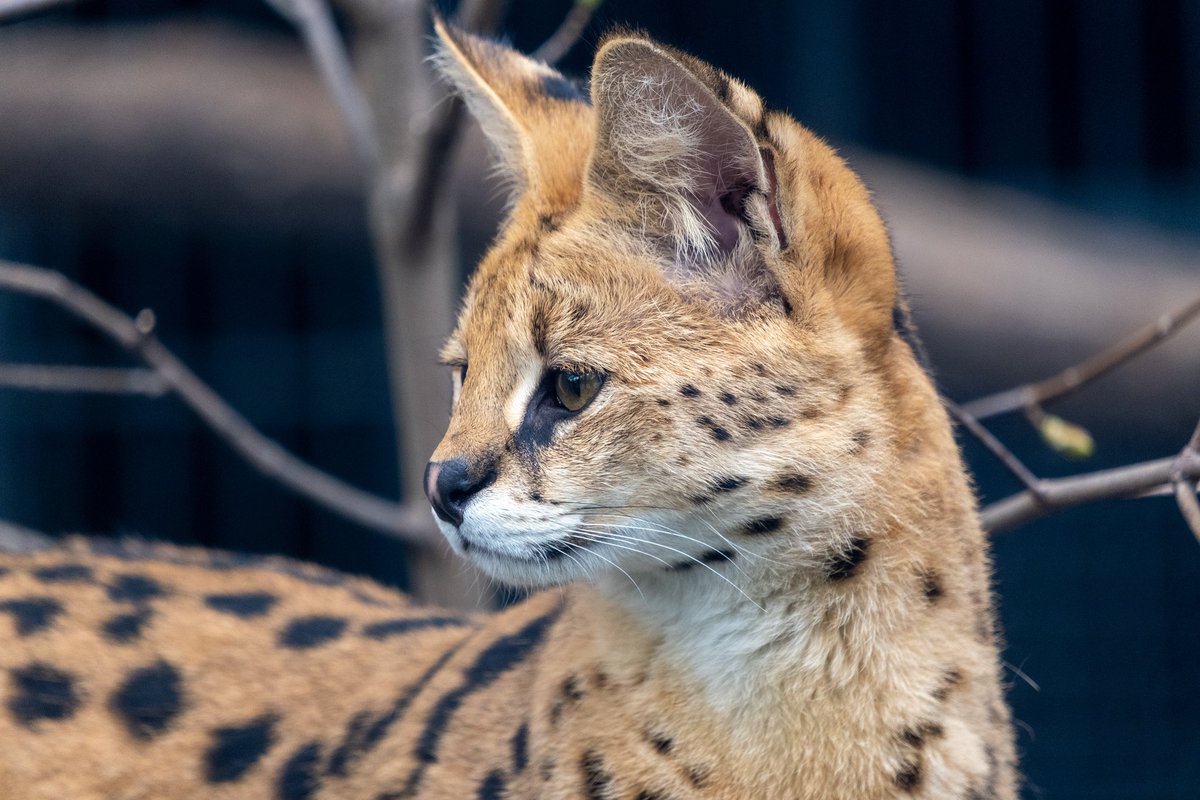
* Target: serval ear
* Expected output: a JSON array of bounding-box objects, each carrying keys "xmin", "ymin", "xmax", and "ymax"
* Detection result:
[
  {"xmin": 588, "ymin": 34, "xmax": 788, "ymax": 265},
  {"xmin": 432, "ymin": 15, "xmax": 592, "ymax": 212}
]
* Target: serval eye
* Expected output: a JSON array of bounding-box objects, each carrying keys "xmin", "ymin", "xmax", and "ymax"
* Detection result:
[{"xmin": 553, "ymin": 370, "xmax": 603, "ymax": 412}]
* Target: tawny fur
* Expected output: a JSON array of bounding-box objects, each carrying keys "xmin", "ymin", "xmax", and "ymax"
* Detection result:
[{"xmin": 0, "ymin": 21, "xmax": 1016, "ymax": 800}]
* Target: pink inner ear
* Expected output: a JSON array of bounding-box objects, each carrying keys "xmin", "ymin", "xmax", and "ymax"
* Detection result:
[{"xmin": 699, "ymin": 190, "xmax": 746, "ymax": 253}]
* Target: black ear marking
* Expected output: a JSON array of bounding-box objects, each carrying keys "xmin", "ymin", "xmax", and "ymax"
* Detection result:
[{"xmin": 826, "ymin": 536, "xmax": 871, "ymax": 582}]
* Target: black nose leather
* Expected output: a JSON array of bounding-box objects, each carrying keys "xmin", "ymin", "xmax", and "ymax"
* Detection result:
[{"xmin": 425, "ymin": 458, "xmax": 495, "ymax": 527}]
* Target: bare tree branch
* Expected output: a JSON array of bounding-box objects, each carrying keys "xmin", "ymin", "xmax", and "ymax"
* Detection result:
[
  {"xmin": 532, "ymin": 0, "xmax": 603, "ymax": 66},
  {"xmin": 983, "ymin": 451, "xmax": 1200, "ymax": 533},
  {"xmin": 0, "ymin": 259, "xmax": 428, "ymax": 543},
  {"xmin": 1172, "ymin": 419, "xmax": 1200, "ymax": 542},
  {"xmin": 0, "ymin": 0, "xmax": 70, "ymax": 24},
  {"xmin": 946, "ymin": 399, "xmax": 1045, "ymax": 499},
  {"xmin": 0, "ymin": 363, "xmax": 167, "ymax": 396},
  {"xmin": 264, "ymin": 0, "xmax": 381, "ymax": 171},
  {"xmin": 962, "ymin": 295, "xmax": 1200, "ymax": 420}
]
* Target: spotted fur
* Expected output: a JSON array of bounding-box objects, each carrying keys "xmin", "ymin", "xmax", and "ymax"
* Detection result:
[{"xmin": 0, "ymin": 20, "xmax": 1015, "ymax": 799}]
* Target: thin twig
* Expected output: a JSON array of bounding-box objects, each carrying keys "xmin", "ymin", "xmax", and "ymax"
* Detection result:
[
  {"xmin": 0, "ymin": 0, "xmax": 71, "ymax": 23},
  {"xmin": 946, "ymin": 399, "xmax": 1045, "ymax": 499},
  {"xmin": 265, "ymin": 0, "xmax": 382, "ymax": 171},
  {"xmin": 1171, "ymin": 418, "xmax": 1200, "ymax": 542},
  {"xmin": 982, "ymin": 451, "xmax": 1200, "ymax": 533},
  {"xmin": 0, "ymin": 363, "xmax": 168, "ymax": 396},
  {"xmin": 0, "ymin": 259, "xmax": 428, "ymax": 543},
  {"xmin": 532, "ymin": 0, "xmax": 603, "ymax": 65},
  {"xmin": 962, "ymin": 295, "xmax": 1200, "ymax": 420},
  {"xmin": 402, "ymin": 0, "xmax": 511, "ymax": 247}
]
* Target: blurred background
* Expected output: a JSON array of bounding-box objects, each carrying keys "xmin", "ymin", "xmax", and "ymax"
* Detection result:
[{"xmin": 0, "ymin": 1, "xmax": 1198, "ymax": 797}]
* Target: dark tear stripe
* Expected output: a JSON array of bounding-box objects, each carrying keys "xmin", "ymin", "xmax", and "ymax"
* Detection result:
[
  {"xmin": 107, "ymin": 574, "xmax": 167, "ymax": 603},
  {"xmin": 477, "ymin": 769, "xmax": 507, "ymax": 800},
  {"xmin": 103, "ymin": 607, "xmax": 154, "ymax": 643},
  {"xmin": 396, "ymin": 605, "xmax": 563, "ymax": 798},
  {"xmin": 109, "ymin": 660, "xmax": 184, "ymax": 740},
  {"xmin": 327, "ymin": 639, "xmax": 469, "ymax": 777},
  {"xmin": 0, "ymin": 596, "xmax": 63, "ymax": 636},
  {"xmin": 826, "ymin": 536, "xmax": 871, "ymax": 582},
  {"xmin": 511, "ymin": 722, "xmax": 529, "ymax": 772},
  {"xmin": 581, "ymin": 750, "xmax": 613, "ymax": 800},
  {"xmin": 361, "ymin": 616, "xmax": 468, "ymax": 640},
  {"xmin": 277, "ymin": 740, "xmax": 322, "ymax": 800},
  {"xmin": 33, "ymin": 563, "xmax": 94, "ymax": 583},
  {"xmin": 205, "ymin": 592, "xmax": 278, "ymax": 619},
  {"xmin": 8, "ymin": 662, "xmax": 80, "ymax": 726},
  {"xmin": 205, "ymin": 714, "xmax": 277, "ymax": 783}
]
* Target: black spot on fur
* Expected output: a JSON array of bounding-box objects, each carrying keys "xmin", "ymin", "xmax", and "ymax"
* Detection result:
[
  {"xmin": 774, "ymin": 384, "xmax": 796, "ymax": 396},
  {"xmin": 530, "ymin": 305, "xmax": 549, "ymax": 357},
  {"xmin": 850, "ymin": 429, "xmax": 872, "ymax": 454},
  {"xmin": 921, "ymin": 570, "xmax": 945, "ymax": 603},
  {"xmin": 827, "ymin": 536, "xmax": 871, "ymax": 581},
  {"xmin": 110, "ymin": 660, "xmax": 184, "ymax": 740},
  {"xmin": 362, "ymin": 616, "xmax": 466, "ymax": 640},
  {"xmin": 478, "ymin": 770, "xmax": 507, "ymax": 800},
  {"xmin": 767, "ymin": 416, "xmax": 790, "ymax": 428},
  {"xmin": 894, "ymin": 760, "xmax": 923, "ymax": 791},
  {"xmin": 719, "ymin": 392, "xmax": 737, "ymax": 405},
  {"xmin": 279, "ymin": 616, "xmax": 348, "ymax": 649},
  {"xmin": 741, "ymin": 516, "xmax": 784, "ymax": 535},
  {"xmin": 511, "ymin": 722, "xmax": 529, "ymax": 772},
  {"xmin": 686, "ymin": 765, "xmax": 709, "ymax": 788},
  {"xmin": 649, "ymin": 733, "xmax": 674, "ymax": 754},
  {"xmin": 752, "ymin": 363, "xmax": 768, "ymax": 377},
  {"xmin": 775, "ymin": 472, "xmax": 813, "ymax": 493},
  {"xmin": 670, "ymin": 549, "xmax": 735, "ymax": 571},
  {"xmin": 562, "ymin": 675, "xmax": 585, "ymax": 702},
  {"xmin": 713, "ymin": 476, "xmax": 748, "ymax": 492},
  {"xmin": 899, "ymin": 721, "xmax": 945, "ymax": 748},
  {"xmin": 205, "ymin": 592, "xmax": 278, "ymax": 619},
  {"xmin": 8, "ymin": 662, "xmax": 80, "ymax": 725},
  {"xmin": 33, "ymin": 563, "xmax": 93, "ymax": 583},
  {"xmin": 636, "ymin": 792, "xmax": 672, "ymax": 800},
  {"xmin": 655, "ymin": 398, "xmax": 671, "ymax": 407},
  {"xmin": 695, "ymin": 415, "xmax": 713, "ymax": 427},
  {"xmin": 108, "ymin": 574, "xmax": 166, "ymax": 603},
  {"xmin": 537, "ymin": 213, "xmax": 561, "ymax": 232},
  {"xmin": 399, "ymin": 607, "xmax": 562, "ymax": 797},
  {"xmin": 205, "ymin": 714, "xmax": 277, "ymax": 783},
  {"xmin": 745, "ymin": 417, "xmax": 764, "ymax": 430},
  {"xmin": 711, "ymin": 426, "xmax": 732, "ymax": 441},
  {"xmin": 680, "ymin": 384, "xmax": 701, "ymax": 397},
  {"xmin": 103, "ymin": 607, "xmax": 153, "ymax": 643},
  {"xmin": 277, "ymin": 741, "xmax": 322, "ymax": 800},
  {"xmin": 581, "ymin": 750, "xmax": 613, "ymax": 800},
  {"xmin": 0, "ymin": 597, "xmax": 62, "ymax": 636},
  {"xmin": 933, "ymin": 669, "xmax": 964, "ymax": 701}
]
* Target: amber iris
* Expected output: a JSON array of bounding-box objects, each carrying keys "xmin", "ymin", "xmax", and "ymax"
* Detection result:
[{"xmin": 553, "ymin": 370, "xmax": 602, "ymax": 412}]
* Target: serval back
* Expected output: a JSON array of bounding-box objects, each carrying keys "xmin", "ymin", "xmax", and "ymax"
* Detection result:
[{"xmin": 0, "ymin": 18, "xmax": 1017, "ymax": 799}]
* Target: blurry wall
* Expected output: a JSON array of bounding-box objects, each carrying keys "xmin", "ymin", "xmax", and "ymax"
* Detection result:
[{"xmin": 0, "ymin": 2, "xmax": 1198, "ymax": 798}]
